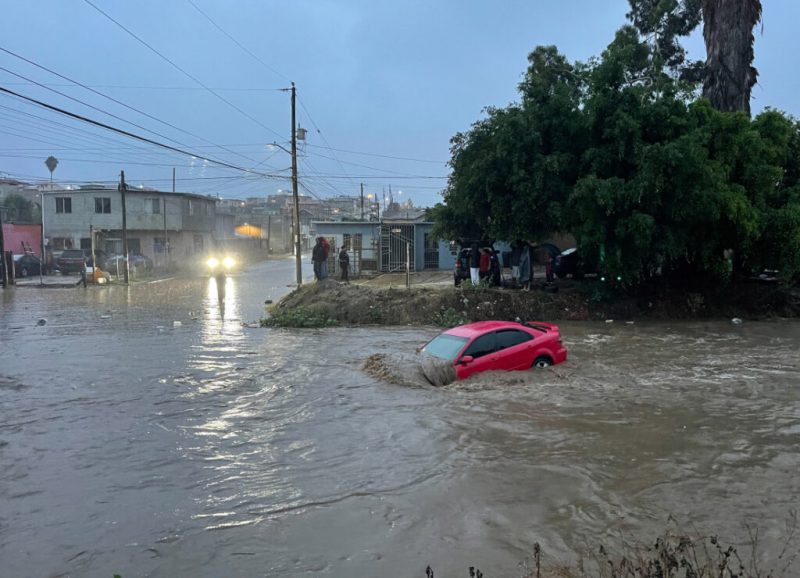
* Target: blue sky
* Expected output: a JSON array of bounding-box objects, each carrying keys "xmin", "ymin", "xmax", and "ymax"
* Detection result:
[{"xmin": 1, "ymin": 1, "xmax": 797, "ymax": 207}]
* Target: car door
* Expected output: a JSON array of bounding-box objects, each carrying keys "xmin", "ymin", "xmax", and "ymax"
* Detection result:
[
  {"xmin": 493, "ymin": 329, "xmax": 535, "ymax": 370},
  {"xmin": 456, "ymin": 332, "xmax": 498, "ymax": 379}
]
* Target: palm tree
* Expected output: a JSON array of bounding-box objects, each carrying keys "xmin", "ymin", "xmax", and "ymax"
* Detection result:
[
  {"xmin": 702, "ymin": 0, "xmax": 762, "ymax": 115},
  {"xmin": 627, "ymin": 0, "xmax": 762, "ymax": 115},
  {"xmin": 44, "ymin": 156, "xmax": 58, "ymax": 188}
]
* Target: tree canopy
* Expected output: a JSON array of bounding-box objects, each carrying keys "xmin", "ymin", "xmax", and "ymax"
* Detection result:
[{"xmin": 432, "ymin": 22, "xmax": 800, "ymax": 287}]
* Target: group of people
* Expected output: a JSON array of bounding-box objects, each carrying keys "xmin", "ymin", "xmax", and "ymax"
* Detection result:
[
  {"xmin": 466, "ymin": 240, "xmax": 555, "ymax": 291},
  {"xmin": 467, "ymin": 242, "xmax": 502, "ymax": 287},
  {"xmin": 508, "ymin": 240, "xmax": 555, "ymax": 290},
  {"xmin": 311, "ymin": 236, "xmax": 350, "ymax": 282}
]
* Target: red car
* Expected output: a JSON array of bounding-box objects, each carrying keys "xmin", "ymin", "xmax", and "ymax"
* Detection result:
[{"xmin": 420, "ymin": 320, "xmax": 567, "ymax": 380}]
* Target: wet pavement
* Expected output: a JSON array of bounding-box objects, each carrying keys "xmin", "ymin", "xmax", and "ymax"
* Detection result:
[{"xmin": 1, "ymin": 258, "xmax": 799, "ymax": 577}]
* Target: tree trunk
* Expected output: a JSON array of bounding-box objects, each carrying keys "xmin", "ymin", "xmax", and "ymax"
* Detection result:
[{"xmin": 702, "ymin": 0, "xmax": 762, "ymax": 115}]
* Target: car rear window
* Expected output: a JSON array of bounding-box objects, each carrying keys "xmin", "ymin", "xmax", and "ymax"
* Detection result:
[
  {"xmin": 422, "ymin": 334, "xmax": 468, "ymax": 361},
  {"xmin": 60, "ymin": 250, "xmax": 84, "ymax": 258}
]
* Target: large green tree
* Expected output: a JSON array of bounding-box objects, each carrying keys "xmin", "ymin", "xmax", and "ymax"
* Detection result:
[{"xmin": 431, "ymin": 46, "xmax": 586, "ymax": 243}]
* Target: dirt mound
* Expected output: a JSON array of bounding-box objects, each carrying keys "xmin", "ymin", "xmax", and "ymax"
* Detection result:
[{"xmin": 269, "ymin": 280, "xmax": 592, "ymax": 326}]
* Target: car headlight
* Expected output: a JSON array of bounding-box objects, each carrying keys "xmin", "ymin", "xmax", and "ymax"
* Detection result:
[
  {"xmin": 222, "ymin": 257, "xmax": 235, "ymax": 269},
  {"xmin": 207, "ymin": 257, "xmax": 219, "ymax": 269}
]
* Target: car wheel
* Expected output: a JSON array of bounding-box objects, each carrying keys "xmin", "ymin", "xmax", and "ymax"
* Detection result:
[
  {"xmin": 532, "ymin": 356, "xmax": 552, "ymax": 368},
  {"xmin": 454, "ymin": 276, "xmax": 461, "ymax": 287},
  {"xmin": 20, "ymin": 267, "xmax": 28, "ymax": 277}
]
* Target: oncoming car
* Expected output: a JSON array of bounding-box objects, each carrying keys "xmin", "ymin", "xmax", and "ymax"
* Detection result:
[{"xmin": 419, "ymin": 320, "xmax": 567, "ymax": 380}]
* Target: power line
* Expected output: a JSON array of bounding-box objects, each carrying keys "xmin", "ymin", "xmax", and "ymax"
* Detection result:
[
  {"xmin": 0, "ymin": 85, "xmax": 285, "ymax": 179},
  {"xmin": 81, "ymin": 0, "xmax": 286, "ymax": 142},
  {"xmin": 0, "ymin": 65, "xmax": 209, "ymax": 155},
  {"xmin": 304, "ymin": 143, "xmax": 446, "ymax": 164},
  {"xmin": 186, "ymin": 0, "xmax": 292, "ymax": 84},
  {"xmin": 0, "ymin": 46, "xmax": 260, "ymax": 165},
  {"xmin": 2, "ymin": 81, "xmax": 286, "ymax": 92}
]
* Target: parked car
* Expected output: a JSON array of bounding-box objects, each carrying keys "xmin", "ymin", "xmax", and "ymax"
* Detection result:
[
  {"xmin": 13, "ymin": 254, "xmax": 44, "ymax": 277},
  {"xmin": 105, "ymin": 253, "xmax": 154, "ymax": 275},
  {"xmin": 55, "ymin": 249, "xmax": 107, "ymax": 274},
  {"xmin": 453, "ymin": 247, "xmax": 471, "ymax": 286},
  {"xmin": 553, "ymin": 247, "xmax": 597, "ymax": 279},
  {"xmin": 419, "ymin": 320, "xmax": 567, "ymax": 380}
]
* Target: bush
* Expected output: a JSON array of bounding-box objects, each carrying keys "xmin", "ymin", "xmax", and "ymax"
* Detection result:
[{"xmin": 433, "ymin": 307, "xmax": 467, "ymax": 328}]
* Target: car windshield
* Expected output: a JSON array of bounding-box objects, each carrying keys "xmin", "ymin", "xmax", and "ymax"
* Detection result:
[{"xmin": 422, "ymin": 334, "xmax": 469, "ymax": 361}]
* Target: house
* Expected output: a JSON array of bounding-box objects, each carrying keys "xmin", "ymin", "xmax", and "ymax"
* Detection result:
[
  {"xmin": 43, "ymin": 186, "xmax": 219, "ymax": 267},
  {"xmin": 312, "ymin": 213, "xmax": 453, "ymax": 276}
]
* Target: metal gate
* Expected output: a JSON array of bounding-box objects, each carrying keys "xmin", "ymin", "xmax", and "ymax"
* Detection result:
[
  {"xmin": 423, "ymin": 233, "xmax": 439, "ymax": 269},
  {"xmin": 380, "ymin": 224, "xmax": 414, "ymax": 272}
]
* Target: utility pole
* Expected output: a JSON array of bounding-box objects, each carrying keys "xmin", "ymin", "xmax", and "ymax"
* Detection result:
[
  {"xmin": 360, "ymin": 183, "xmax": 364, "ymax": 220},
  {"xmin": 119, "ymin": 170, "xmax": 130, "ymax": 284},
  {"xmin": 0, "ymin": 204, "xmax": 7, "ymax": 288},
  {"xmin": 291, "ymin": 82, "xmax": 302, "ymax": 286},
  {"xmin": 40, "ymin": 192, "xmax": 45, "ymax": 286}
]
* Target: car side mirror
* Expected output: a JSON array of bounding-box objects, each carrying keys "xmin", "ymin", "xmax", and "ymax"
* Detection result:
[{"xmin": 459, "ymin": 355, "xmax": 474, "ymax": 364}]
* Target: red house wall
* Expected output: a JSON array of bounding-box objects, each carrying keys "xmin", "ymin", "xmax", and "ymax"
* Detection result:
[{"xmin": 1, "ymin": 223, "xmax": 42, "ymax": 255}]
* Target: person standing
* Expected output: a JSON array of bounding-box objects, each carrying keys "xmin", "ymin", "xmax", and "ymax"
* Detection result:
[
  {"xmin": 478, "ymin": 247, "xmax": 491, "ymax": 282},
  {"xmin": 519, "ymin": 242, "xmax": 532, "ymax": 291},
  {"xmin": 312, "ymin": 237, "xmax": 326, "ymax": 281},
  {"xmin": 319, "ymin": 237, "xmax": 330, "ymax": 279},
  {"xmin": 469, "ymin": 241, "xmax": 480, "ymax": 286},
  {"xmin": 510, "ymin": 241, "xmax": 522, "ymax": 287},
  {"xmin": 338, "ymin": 246, "xmax": 350, "ymax": 282}
]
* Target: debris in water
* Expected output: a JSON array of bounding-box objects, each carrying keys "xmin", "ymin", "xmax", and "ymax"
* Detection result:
[
  {"xmin": 605, "ymin": 319, "xmax": 614, "ymax": 323},
  {"xmin": 36, "ymin": 318, "xmax": 47, "ymax": 326},
  {"xmin": 731, "ymin": 317, "xmax": 743, "ymax": 325},
  {"xmin": 173, "ymin": 321, "xmax": 182, "ymax": 327}
]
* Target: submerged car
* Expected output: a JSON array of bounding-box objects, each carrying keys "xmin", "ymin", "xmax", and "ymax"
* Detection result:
[{"xmin": 419, "ymin": 320, "xmax": 567, "ymax": 380}]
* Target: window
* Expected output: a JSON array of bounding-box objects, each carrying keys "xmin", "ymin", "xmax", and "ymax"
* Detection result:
[
  {"xmin": 154, "ymin": 237, "xmax": 169, "ymax": 254},
  {"xmin": 55, "ymin": 197, "xmax": 72, "ymax": 213},
  {"xmin": 193, "ymin": 234, "xmax": 204, "ymax": 253},
  {"xmin": 52, "ymin": 237, "xmax": 73, "ymax": 250},
  {"xmin": 94, "ymin": 197, "xmax": 111, "ymax": 213},
  {"xmin": 495, "ymin": 330, "xmax": 533, "ymax": 351},
  {"xmin": 464, "ymin": 333, "xmax": 496, "ymax": 359},
  {"xmin": 148, "ymin": 198, "xmax": 161, "ymax": 214},
  {"xmin": 353, "ymin": 233, "xmax": 363, "ymax": 250},
  {"xmin": 343, "ymin": 233, "xmax": 351, "ymax": 250},
  {"xmin": 422, "ymin": 334, "xmax": 468, "ymax": 361}
]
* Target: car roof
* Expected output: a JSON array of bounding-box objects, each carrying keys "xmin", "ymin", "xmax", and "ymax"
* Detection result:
[{"xmin": 445, "ymin": 320, "xmax": 528, "ymax": 337}]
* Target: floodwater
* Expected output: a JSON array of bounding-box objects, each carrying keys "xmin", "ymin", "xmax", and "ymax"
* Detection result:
[{"xmin": 1, "ymin": 259, "xmax": 799, "ymax": 577}]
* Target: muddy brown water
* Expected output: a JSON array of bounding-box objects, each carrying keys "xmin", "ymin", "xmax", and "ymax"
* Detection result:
[{"xmin": 1, "ymin": 259, "xmax": 799, "ymax": 577}]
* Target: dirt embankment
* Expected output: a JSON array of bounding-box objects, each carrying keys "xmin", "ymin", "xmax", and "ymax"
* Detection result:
[{"xmin": 268, "ymin": 278, "xmax": 800, "ymax": 326}]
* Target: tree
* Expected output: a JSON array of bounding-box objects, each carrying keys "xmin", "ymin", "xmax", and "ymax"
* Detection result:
[
  {"xmin": 627, "ymin": 0, "xmax": 763, "ymax": 114},
  {"xmin": 2, "ymin": 194, "xmax": 39, "ymax": 223},
  {"xmin": 44, "ymin": 155, "xmax": 58, "ymax": 185},
  {"xmin": 703, "ymin": 0, "xmax": 762, "ymax": 115},
  {"xmin": 431, "ymin": 46, "xmax": 586, "ymax": 243}
]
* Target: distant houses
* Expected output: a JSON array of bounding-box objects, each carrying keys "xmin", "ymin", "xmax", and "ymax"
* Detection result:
[{"xmin": 2, "ymin": 178, "xmax": 455, "ymax": 275}]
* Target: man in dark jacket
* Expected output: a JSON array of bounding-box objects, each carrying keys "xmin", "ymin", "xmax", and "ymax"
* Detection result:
[
  {"xmin": 312, "ymin": 237, "xmax": 326, "ymax": 281},
  {"xmin": 338, "ymin": 246, "xmax": 350, "ymax": 282}
]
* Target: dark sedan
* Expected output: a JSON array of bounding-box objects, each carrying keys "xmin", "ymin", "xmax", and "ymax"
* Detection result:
[{"xmin": 13, "ymin": 254, "xmax": 44, "ymax": 277}]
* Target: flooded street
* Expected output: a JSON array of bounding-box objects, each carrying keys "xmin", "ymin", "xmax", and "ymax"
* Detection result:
[{"xmin": 2, "ymin": 260, "xmax": 799, "ymax": 577}]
